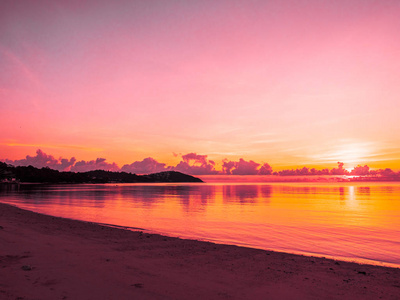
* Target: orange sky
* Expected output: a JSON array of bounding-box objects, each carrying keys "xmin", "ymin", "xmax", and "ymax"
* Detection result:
[{"xmin": 1, "ymin": 0, "xmax": 400, "ymax": 171}]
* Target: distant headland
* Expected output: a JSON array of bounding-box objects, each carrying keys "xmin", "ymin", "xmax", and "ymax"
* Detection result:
[{"xmin": 0, "ymin": 162, "xmax": 203, "ymax": 184}]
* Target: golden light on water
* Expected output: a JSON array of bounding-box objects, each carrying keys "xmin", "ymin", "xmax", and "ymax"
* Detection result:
[{"xmin": 2, "ymin": 182, "xmax": 400, "ymax": 267}]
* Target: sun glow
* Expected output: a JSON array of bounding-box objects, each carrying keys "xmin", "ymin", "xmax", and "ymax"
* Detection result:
[
  {"xmin": 309, "ymin": 141, "xmax": 374, "ymax": 170},
  {"xmin": 337, "ymin": 145, "xmax": 371, "ymax": 169}
]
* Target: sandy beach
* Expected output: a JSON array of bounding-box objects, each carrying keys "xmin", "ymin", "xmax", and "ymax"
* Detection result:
[{"xmin": 0, "ymin": 202, "xmax": 399, "ymax": 300}]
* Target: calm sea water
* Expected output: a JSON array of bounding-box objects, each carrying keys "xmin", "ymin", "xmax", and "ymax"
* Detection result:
[{"xmin": 1, "ymin": 180, "xmax": 400, "ymax": 267}]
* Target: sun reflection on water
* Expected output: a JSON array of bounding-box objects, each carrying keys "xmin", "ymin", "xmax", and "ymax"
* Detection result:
[{"xmin": 1, "ymin": 182, "xmax": 400, "ymax": 267}]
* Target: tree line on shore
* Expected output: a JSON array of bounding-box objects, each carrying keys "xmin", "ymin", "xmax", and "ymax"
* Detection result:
[
  {"xmin": 0, "ymin": 162, "xmax": 202, "ymax": 183},
  {"xmin": 274, "ymin": 162, "xmax": 398, "ymax": 177}
]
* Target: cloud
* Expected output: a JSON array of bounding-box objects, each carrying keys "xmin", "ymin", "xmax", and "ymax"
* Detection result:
[
  {"xmin": 222, "ymin": 158, "xmax": 260, "ymax": 175},
  {"xmin": 222, "ymin": 159, "xmax": 235, "ymax": 175},
  {"xmin": 174, "ymin": 161, "xmax": 218, "ymax": 175},
  {"xmin": 2, "ymin": 150, "xmax": 220, "ymax": 175},
  {"xmin": 58, "ymin": 157, "xmax": 77, "ymax": 171},
  {"xmin": 4, "ymin": 149, "xmax": 400, "ymax": 180},
  {"xmin": 4, "ymin": 149, "xmax": 76, "ymax": 171},
  {"xmin": 258, "ymin": 163, "xmax": 273, "ymax": 175},
  {"xmin": 4, "ymin": 149, "xmax": 119, "ymax": 172},
  {"xmin": 330, "ymin": 162, "xmax": 347, "ymax": 175},
  {"xmin": 3, "ymin": 149, "xmax": 270, "ymax": 175},
  {"xmin": 12, "ymin": 150, "xmax": 400, "ymax": 179},
  {"xmin": 70, "ymin": 158, "xmax": 120, "ymax": 172},
  {"xmin": 121, "ymin": 157, "xmax": 170, "ymax": 174},
  {"xmin": 231, "ymin": 158, "xmax": 260, "ymax": 175},
  {"xmin": 174, "ymin": 153, "xmax": 219, "ymax": 175},
  {"xmin": 350, "ymin": 165, "xmax": 370, "ymax": 176},
  {"xmin": 182, "ymin": 153, "xmax": 208, "ymax": 165}
]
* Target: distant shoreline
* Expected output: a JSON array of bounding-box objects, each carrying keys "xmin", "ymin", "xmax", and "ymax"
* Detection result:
[
  {"xmin": 3, "ymin": 175, "xmax": 400, "ymax": 185},
  {"xmin": 198, "ymin": 174, "xmax": 400, "ymax": 183}
]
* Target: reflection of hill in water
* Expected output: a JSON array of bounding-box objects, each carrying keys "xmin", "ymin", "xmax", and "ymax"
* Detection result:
[
  {"xmin": 0, "ymin": 183, "xmax": 274, "ymax": 207},
  {"xmin": 2, "ymin": 182, "xmax": 396, "ymax": 210},
  {"xmin": 1, "ymin": 182, "xmax": 400, "ymax": 267}
]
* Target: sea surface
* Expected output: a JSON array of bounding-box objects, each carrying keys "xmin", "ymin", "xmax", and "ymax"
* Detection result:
[{"xmin": 1, "ymin": 178, "xmax": 400, "ymax": 267}]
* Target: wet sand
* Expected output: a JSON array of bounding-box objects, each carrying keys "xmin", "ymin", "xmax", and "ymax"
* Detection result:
[{"xmin": 0, "ymin": 202, "xmax": 399, "ymax": 300}]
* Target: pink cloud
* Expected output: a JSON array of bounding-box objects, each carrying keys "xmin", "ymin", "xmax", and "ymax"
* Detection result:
[
  {"xmin": 330, "ymin": 162, "xmax": 347, "ymax": 175},
  {"xmin": 174, "ymin": 153, "xmax": 218, "ymax": 175},
  {"xmin": 350, "ymin": 165, "xmax": 370, "ymax": 176},
  {"xmin": 58, "ymin": 157, "xmax": 77, "ymax": 171},
  {"xmin": 373, "ymin": 168, "xmax": 394, "ymax": 177},
  {"xmin": 231, "ymin": 158, "xmax": 260, "ymax": 175},
  {"xmin": 70, "ymin": 158, "xmax": 119, "ymax": 172},
  {"xmin": 10, "ymin": 150, "xmax": 400, "ymax": 180},
  {"xmin": 222, "ymin": 159, "xmax": 235, "ymax": 175},
  {"xmin": 258, "ymin": 163, "xmax": 273, "ymax": 175},
  {"xmin": 182, "ymin": 153, "xmax": 208, "ymax": 165},
  {"xmin": 121, "ymin": 157, "xmax": 170, "ymax": 174},
  {"xmin": 222, "ymin": 158, "xmax": 261, "ymax": 175},
  {"xmin": 4, "ymin": 149, "xmax": 76, "ymax": 171}
]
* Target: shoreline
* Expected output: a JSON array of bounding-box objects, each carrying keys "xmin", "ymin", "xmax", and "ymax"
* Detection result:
[
  {"xmin": 1, "ymin": 202, "xmax": 400, "ymax": 299},
  {"xmin": 3, "ymin": 199, "xmax": 399, "ymax": 270}
]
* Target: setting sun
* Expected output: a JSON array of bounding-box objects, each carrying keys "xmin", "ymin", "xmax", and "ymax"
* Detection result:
[{"xmin": 334, "ymin": 143, "xmax": 372, "ymax": 170}]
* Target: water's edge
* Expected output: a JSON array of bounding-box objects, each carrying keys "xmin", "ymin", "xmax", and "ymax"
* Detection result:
[{"xmin": 2, "ymin": 201, "xmax": 399, "ymax": 269}]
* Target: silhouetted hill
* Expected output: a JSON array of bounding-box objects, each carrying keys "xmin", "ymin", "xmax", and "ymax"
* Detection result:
[
  {"xmin": 0, "ymin": 162, "xmax": 203, "ymax": 183},
  {"xmin": 143, "ymin": 171, "xmax": 203, "ymax": 182}
]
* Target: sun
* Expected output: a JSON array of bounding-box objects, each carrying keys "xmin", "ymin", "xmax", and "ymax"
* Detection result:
[
  {"xmin": 334, "ymin": 143, "xmax": 372, "ymax": 169},
  {"xmin": 312, "ymin": 142, "xmax": 373, "ymax": 169}
]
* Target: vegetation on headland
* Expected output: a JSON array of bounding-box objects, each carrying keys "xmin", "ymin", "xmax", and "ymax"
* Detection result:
[{"xmin": 0, "ymin": 162, "xmax": 203, "ymax": 184}]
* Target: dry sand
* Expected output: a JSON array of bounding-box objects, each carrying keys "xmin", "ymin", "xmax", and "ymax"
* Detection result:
[{"xmin": 0, "ymin": 202, "xmax": 399, "ymax": 300}]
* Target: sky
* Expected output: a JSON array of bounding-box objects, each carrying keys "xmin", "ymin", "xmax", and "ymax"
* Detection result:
[{"xmin": 1, "ymin": 0, "xmax": 400, "ymax": 173}]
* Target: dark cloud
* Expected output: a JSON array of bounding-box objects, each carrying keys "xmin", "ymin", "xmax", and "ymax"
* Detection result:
[{"xmin": 121, "ymin": 157, "xmax": 170, "ymax": 174}]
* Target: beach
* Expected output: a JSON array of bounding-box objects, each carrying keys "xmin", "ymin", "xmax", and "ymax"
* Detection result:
[{"xmin": 0, "ymin": 202, "xmax": 399, "ymax": 300}]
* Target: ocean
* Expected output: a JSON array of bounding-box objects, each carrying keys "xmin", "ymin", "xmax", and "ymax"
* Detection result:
[{"xmin": 1, "ymin": 179, "xmax": 399, "ymax": 267}]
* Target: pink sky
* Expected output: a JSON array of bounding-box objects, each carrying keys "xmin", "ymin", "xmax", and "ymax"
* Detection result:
[{"xmin": 1, "ymin": 0, "xmax": 400, "ymax": 171}]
